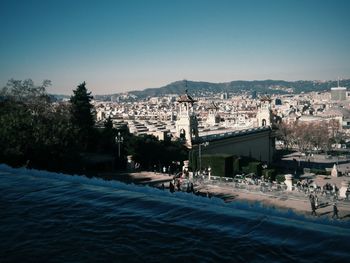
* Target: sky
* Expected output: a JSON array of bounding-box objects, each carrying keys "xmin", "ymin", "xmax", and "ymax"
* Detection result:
[{"xmin": 0, "ymin": 0, "xmax": 350, "ymax": 95}]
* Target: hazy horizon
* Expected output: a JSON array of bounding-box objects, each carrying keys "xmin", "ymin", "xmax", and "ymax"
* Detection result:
[{"xmin": 1, "ymin": 0, "xmax": 350, "ymax": 95}]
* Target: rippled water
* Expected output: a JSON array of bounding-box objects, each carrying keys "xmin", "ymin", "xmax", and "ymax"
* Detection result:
[{"xmin": 1, "ymin": 165, "xmax": 350, "ymax": 263}]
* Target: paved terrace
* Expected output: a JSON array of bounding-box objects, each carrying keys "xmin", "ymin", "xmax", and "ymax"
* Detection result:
[{"xmin": 122, "ymin": 170, "xmax": 350, "ymax": 220}]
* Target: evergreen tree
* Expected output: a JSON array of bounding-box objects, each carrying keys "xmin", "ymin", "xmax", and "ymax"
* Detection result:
[
  {"xmin": 100, "ymin": 117, "xmax": 116, "ymax": 153},
  {"xmin": 70, "ymin": 82, "xmax": 95, "ymax": 150},
  {"xmin": 104, "ymin": 116, "xmax": 113, "ymax": 130}
]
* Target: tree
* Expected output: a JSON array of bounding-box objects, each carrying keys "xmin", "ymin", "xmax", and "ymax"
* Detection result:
[
  {"xmin": 98, "ymin": 117, "xmax": 116, "ymax": 153},
  {"xmin": 275, "ymin": 122, "xmax": 293, "ymax": 150},
  {"xmin": 124, "ymin": 134, "xmax": 188, "ymax": 171},
  {"xmin": 70, "ymin": 82, "xmax": 95, "ymax": 150},
  {"xmin": 0, "ymin": 79, "xmax": 78, "ymax": 170}
]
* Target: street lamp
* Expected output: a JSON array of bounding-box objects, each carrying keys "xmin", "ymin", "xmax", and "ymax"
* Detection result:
[
  {"xmin": 199, "ymin": 141, "xmax": 209, "ymax": 172},
  {"xmin": 115, "ymin": 132, "xmax": 124, "ymax": 158}
]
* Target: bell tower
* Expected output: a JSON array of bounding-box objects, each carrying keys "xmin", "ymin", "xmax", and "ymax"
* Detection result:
[
  {"xmin": 175, "ymin": 90, "xmax": 198, "ymax": 147},
  {"xmin": 257, "ymin": 96, "xmax": 272, "ymax": 127}
]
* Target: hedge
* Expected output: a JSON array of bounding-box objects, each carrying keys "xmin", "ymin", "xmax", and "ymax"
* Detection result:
[
  {"xmin": 201, "ymin": 154, "xmax": 234, "ymax": 177},
  {"xmin": 263, "ymin": 169, "xmax": 276, "ymax": 181},
  {"xmin": 310, "ymin": 169, "xmax": 331, "ymax": 175}
]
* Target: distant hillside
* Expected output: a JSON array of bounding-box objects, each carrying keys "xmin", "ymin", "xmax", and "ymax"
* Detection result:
[{"xmin": 95, "ymin": 79, "xmax": 350, "ymax": 100}]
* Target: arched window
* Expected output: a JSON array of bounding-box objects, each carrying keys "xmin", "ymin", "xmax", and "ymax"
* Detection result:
[
  {"xmin": 262, "ymin": 119, "xmax": 267, "ymax": 126},
  {"xmin": 180, "ymin": 129, "xmax": 186, "ymax": 139},
  {"xmin": 191, "ymin": 128, "xmax": 197, "ymax": 136}
]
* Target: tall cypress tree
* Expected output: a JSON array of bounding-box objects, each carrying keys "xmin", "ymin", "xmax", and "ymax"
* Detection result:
[{"xmin": 70, "ymin": 82, "xmax": 95, "ymax": 150}]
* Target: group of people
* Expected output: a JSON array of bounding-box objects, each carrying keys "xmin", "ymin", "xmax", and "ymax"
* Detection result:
[
  {"xmin": 322, "ymin": 183, "xmax": 338, "ymax": 193},
  {"xmin": 309, "ymin": 193, "xmax": 339, "ymax": 219},
  {"xmin": 161, "ymin": 180, "xmax": 195, "ymax": 194},
  {"xmin": 296, "ymin": 180, "xmax": 340, "ymax": 201}
]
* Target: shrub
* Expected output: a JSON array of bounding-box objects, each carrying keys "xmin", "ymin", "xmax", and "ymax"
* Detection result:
[
  {"xmin": 233, "ymin": 157, "xmax": 241, "ymax": 174},
  {"xmin": 275, "ymin": 174, "xmax": 285, "ymax": 183},
  {"xmin": 249, "ymin": 162, "xmax": 262, "ymax": 176},
  {"xmin": 201, "ymin": 154, "xmax": 233, "ymax": 177},
  {"xmin": 263, "ymin": 169, "xmax": 276, "ymax": 181},
  {"xmin": 310, "ymin": 168, "xmax": 331, "ymax": 175}
]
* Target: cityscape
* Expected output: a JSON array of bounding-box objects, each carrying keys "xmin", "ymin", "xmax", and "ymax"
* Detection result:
[{"xmin": 1, "ymin": 0, "xmax": 350, "ymax": 262}]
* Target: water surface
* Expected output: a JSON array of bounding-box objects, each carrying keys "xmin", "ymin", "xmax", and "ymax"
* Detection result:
[{"xmin": 1, "ymin": 165, "xmax": 349, "ymax": 262}]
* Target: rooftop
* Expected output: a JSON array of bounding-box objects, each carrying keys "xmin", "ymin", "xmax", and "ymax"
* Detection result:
[{"xmin": 194, "ymin": 126, "xmax": 271, "ymax": 144}]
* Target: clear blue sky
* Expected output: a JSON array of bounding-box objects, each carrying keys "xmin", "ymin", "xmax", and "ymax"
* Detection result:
[{"xmin": 1, "ymin": 0, "xmax": 349, "ymax": 95}]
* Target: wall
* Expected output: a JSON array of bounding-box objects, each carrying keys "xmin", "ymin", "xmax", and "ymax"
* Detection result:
[{"xmin": 193, "ymin": 130, "xmax": 274, "ymax": 164}]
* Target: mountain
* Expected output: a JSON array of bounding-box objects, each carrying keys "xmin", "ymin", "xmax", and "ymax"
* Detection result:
[{"xmin": 95, "ymin": 79, "xmax": 350, "ymax": 100}]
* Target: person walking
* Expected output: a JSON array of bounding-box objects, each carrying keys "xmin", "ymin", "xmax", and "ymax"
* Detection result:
[
  {"xmin": 310, "ymin": 195, "xmax": 317, "ymax": 216},
  {"xmin": 315, "ymin": 195, "xmax": 319, "ymax": 209},
  {"xmin": 176, "ymin": 180, "xmax": 181, "ymax": 191},
  {"xmin": 169, "ymin": 182, "xmax": 175, "ymax": 193},
  {"xmin": 332, "ymin": 202, "xmax": 339, "ymax": 219},
  {"xmin": 190, "ymin": 183, "xmax": 194, "ymax": 193}
]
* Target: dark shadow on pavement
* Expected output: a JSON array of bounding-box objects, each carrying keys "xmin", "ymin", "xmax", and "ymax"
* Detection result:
[
  {"xmin": 340, "ymin": 214, "xmax": 350, "ymax": 220},
  {"xmin": 319, "ymin": 211, "xmax": 332, "ymax": 216}
]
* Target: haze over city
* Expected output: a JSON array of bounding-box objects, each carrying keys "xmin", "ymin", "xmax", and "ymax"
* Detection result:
[{"xmin": 1, "ymin": 0, "xmax": 350, "ymax": 94}]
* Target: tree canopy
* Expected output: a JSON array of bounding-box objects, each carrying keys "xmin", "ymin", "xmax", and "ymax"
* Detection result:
[
  {"xmin": 0, "ymin": 79, "xmax": 77, "ymax": 170},
  {"xmin": 276, "ymin": 120, "xmax": 344, "ymax": 154},
  {"xmin": 0, "ymin": 79, "xmax": 188, "ymax": 174},
  {"xmin": 70, "ymin": 82, "xmax": 95, "ymax": 150}
]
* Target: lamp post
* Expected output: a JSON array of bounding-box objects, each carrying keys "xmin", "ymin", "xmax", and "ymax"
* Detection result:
[
  {"xmin": 199, "ymin": 141, "xmax": 209, "ymax": 173},
  {"xmin": 115, "ymin": 132, "xmax": 124, "ymax": 158}
]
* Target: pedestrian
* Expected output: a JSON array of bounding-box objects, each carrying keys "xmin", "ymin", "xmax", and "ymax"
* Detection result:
[
  {"xmin": 332, "ymin": 203, "xmax": 339, "ymax": 219},
  {"xmin": 310, "ymin": 195, "xmax": 317, "ymax": 216},
  {"xmin": 186, "ymin": 182, "xmax": 191, "ymax": 193},
  {"xmin": 176, "ymin": 180, "xmax": 181, "ymax": 191},
  {"xmin": 315, "ymin": 195, "xmax": 319, "ymax": 209},
  {"xmin": 161, "ymin": 183, "xmax": 165, "ymax": 190},
  {"xmin": 169, "ymin": 182, "xmax": 175, "ymax": 193}
]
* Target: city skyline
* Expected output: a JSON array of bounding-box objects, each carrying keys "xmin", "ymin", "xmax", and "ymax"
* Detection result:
[{"xmin": 1, "ymin": 0, "xmax": 350, "ymax": 95}]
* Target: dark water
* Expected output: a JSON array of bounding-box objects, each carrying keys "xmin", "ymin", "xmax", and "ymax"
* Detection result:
[{"xmin": 1, "ymin": 165, "xmax": 350, "ymax": 263}]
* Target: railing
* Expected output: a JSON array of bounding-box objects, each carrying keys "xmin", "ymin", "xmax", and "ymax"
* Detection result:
[{"xmin": 190, "ymin": 174, "xmax": 346, "ymax": 204}]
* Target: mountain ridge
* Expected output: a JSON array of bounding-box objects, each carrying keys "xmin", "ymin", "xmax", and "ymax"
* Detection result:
[{"xmin": 94, "ymin": 79, "xmax": 350, "ymax": 100}]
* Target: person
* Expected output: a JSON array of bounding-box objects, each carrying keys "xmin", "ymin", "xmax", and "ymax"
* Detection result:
[
  {"xmin": 169, "ymin": 182, "xmax": 175, "ymax": 193},
  {"xmin": 161, "ymin": 183, "xmax": 165, "ymax": 190},
  {"xmin": 186, "ymin": 182, "xmax": 191, "ymax": 193},
  {"xmin": 332, "ymin": 203, "xmax": 339, "ymax": 219},
  {"xmin": 163, "ymin": 166, "xmax": 166, "ymax": 173},
  {"xmin": 310, "ymin": 195, "xmax": 317, "ymax": 216},
  {"xmin": 176, "ymin": 180, "xmax": 181, "ymax": 191},
  {"xmin": 168, "ymin": 165, "xmax": 171, "ymax": 176},
  {"xmin": 190, "ymin": 183, "xmax": 194, "ymax": 193},
  {"xmin": 315, "ymin": 195, "xmax": 319, "ymax": 209}
]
